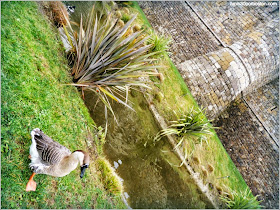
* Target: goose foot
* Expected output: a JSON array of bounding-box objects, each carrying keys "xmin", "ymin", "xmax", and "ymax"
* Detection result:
[{"xmin": 26, "ymin": 172, "xmax": 37, "ymax": 192}]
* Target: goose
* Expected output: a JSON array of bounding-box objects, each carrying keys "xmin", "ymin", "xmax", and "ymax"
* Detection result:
[{"xmin": 26, "ymin": 128, "xmax": 90, "ymax": 192}]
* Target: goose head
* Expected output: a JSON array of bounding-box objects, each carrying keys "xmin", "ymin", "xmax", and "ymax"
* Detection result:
[{"xmin": 73, "ymin": 150, "xmax": 90, "ymax": 178}]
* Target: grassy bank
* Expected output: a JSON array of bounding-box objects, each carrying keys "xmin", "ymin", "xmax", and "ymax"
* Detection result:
[
  {"xmin": 129, "ymin": 1, "xmax": 252, "ymax": 204},
  {"xmin": 1, "ymin": 1, "xmax": 125, "ymax": 209}
]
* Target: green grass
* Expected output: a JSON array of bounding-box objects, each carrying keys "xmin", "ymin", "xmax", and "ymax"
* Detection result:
[
  {"xmin": 220, "ymin": 187, "xmax": 263, "ymax": 209},
  {"xmin": 1, "ymin": 1, "xmax": 125, "ymax": 209},
  {"xmin": 129, "ymin": 1, "xmax": 253, "ymax": 206},
  {"xmin": 121, "ymin": 13, "xmax": 131, "ymax": 23}
]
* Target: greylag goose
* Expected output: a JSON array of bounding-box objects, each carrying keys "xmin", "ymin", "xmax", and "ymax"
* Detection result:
[{"xmin": 26, "ymin": 128, "xmax": 90, "ymax": 191}]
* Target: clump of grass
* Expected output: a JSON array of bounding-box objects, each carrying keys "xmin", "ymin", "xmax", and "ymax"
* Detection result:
[
  {"xmin": 133, "ymin": 24, "xmax": 142, "ymax": 32},
  {"xmin": 146, "ymin": 30, "xmax": 171, "ymax": 58},
  {"xmin": 94, "ymin": 1, "xmax": 118, "ymax": 15},
  {"xmin": 155, "ymin": 108, "xmax": 216, "ymax": 163},
  {"xmin": 216, "ymin": 186, "xmax": 223, "ymax": 195},
  {"xmin": 62, "ymin": 5, "xmax": 161, "ymax": 121},
  {"xmin": 121, "ymin": 13, "xmax": 131, "ymax": 23},
  {"xmin": 97, "ymin": 157, "xmax": 123, "ymax": 195},
  {"xmin": 201, "ymin": 167, "xmax": 208, "ymax": 177},
  {"xmin": 192, "ymin": 156, "xmax": 200, "ymax": 164},
  {"xmin": 155, "ymin": 108, "xmax": 215, "ymax": 141},
  {"xmin": 220, "ymin": 187, "xmax": 263, "ymax": 209},
  {"xmin": 116, "ymin": 10, "xmax": 122, "ymax": 18},
  {"xmin": 42, "ymin": 1, "xmax": 69, "ymax": 28}
]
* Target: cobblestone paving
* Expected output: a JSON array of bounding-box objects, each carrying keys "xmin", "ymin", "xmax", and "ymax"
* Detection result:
[
  {"xmin": 139, "ymin": 1, "xmax": 222, "ymax": 63},
  {"xmin": 214, "ymin": 95, "xmax": 279, "ymax": 209},
  {"xmin": 139, "ymin": 1, "xmax": 279, "ymax": 209},
  {"xmin": 244, "ymin": 78, "xmax": 279, "ymax": 146},
  {"xmin": 188, "ymin": 1, "xmax": 279, "ymax": 45}
]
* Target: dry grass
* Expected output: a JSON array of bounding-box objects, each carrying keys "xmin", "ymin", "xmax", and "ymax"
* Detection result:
[{"xmin": 41, "ymin": 1, "xmax": 69, "ymax": 28}]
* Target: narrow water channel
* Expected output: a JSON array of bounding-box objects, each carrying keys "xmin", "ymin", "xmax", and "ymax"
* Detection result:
[
  {"xmin": 63, "ymin": 2, "xmax": 213, "ymax": 208},
  {"xmin": 83, "ymin": 90, "xmax": 212, "ymax": 209}
]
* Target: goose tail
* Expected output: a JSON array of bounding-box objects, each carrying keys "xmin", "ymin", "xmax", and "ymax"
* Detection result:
[{"xmin": 29, "ymin": 128, "xmax": 41, "ymax": 165}]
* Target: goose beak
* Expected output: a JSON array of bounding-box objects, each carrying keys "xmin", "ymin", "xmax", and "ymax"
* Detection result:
[{"xmin": 80, "ymin": 164, "xmax": 89, "ymax": 178}]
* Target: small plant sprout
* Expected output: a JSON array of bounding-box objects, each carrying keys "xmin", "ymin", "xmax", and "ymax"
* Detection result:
[
  {"xmin": 220, "ymin": 187, "xmax": 263, "ymax": 209},
  {"xmin": 62, "ymin": 5, "xmax": 162, "ymax": 121}
]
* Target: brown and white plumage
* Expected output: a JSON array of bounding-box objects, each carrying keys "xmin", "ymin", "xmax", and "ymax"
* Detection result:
[
  {"xmin": 28, "ymin": 128, "xmax": 89, "ymax": 178},
  {"xmin": 30, "ymin": 128, "xmax": 71, "ymax": 167}
]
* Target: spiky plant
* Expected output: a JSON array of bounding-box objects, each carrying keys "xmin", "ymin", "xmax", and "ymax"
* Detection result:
[
  {"xmin": 220, "ymin": 187, "xmax": 263, "ymax": 209},
  {"xmin": 155, "ymin": 108, "xmax": 216, "ymax": 152},
  {"xmin": 62, "ymin": 5, "xmax": 160, "ymax": 119},
  {"xmin": 146, "ymin": 30, "xmax": 171, "ymax": 58},
  {"xmin": 156, "ymin": 108, "xmax": 215, "ymax": 139}
]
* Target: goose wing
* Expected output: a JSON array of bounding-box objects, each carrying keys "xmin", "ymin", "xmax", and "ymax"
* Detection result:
[{"xmin": 32, "ymin": 129, "xmax": 71, "ymax": 166}]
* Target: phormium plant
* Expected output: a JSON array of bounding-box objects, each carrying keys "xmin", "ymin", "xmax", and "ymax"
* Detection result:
[{"xmin": 62, "ymin": 5, "xmax": 161, "ymax": 120}]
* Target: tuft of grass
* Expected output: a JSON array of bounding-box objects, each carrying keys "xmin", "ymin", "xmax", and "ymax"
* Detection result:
[
  {"xmin": 1, "ymin": 1, "xmax": 125, "ymax": 209},
  {"xmin": 121, "ymin": 13, "xmax": 131, "ymax": 23},
  {"xmin": 94, "ymin": 1, "xmax": 118, "ymax": 16},
  {"xmin": 97, "ymin": 157, "xmax": 123, "ymax": 195},
  {"xmin": 154, "ymin": 108, "xmax": 217, "ymax": 166},
  {"xmin": 201, "ymin": 167, "xmax": 208, "ymax": 177},
  {"xmin": 43, "ymin": 1, "xmax": 69, "ymax": 28},
  {"xmin": 146, "ymin": 31, "xmax": 171, "ymax": 58},
  {"xmin": 220, "ymin": 187, "xmax": 263, "ymax": 209},
  {"xmin": 155, "ymin": 108, "xmax": 216, "ymax": 142},
  {"xmin": 207, "ymin": 164, "xmax": 214, "ymax": 173},
  {"xmin": 192, "ymin": 156, "xmax": 200, "ymax": 164}
]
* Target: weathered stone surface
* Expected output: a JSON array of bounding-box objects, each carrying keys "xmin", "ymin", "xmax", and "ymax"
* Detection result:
[
  {"xmin": 188, "ymin": 1, "xmax": 279, "ymax": 45},
  {"xmin": 244, "ymin": 78, "xmax": 279, "ymax": 146},
  {"xmin": 139, "ymin": 1, "xmax": 221, "ymax": 62},
  {"xmin": 214, "ymin": 91, "xmax": 279, "ymax": 209}
]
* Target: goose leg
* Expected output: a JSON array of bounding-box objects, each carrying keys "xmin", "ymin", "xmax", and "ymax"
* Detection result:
[{"xmin": 26, "ymin": 172, "xmax": 37, "ymax": 191}]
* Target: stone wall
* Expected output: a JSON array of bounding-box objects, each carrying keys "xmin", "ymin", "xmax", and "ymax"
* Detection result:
[
  {"xmin": 178, "ymin": 18, "xmax": 279, "ymax": 118},
  {"xmin": 244, "ymin": 78, "xmax": 279, "ymax": 146},
  {"xmin": 179, "ymin": 48, "xmax": 249, "ymax": 118}
]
